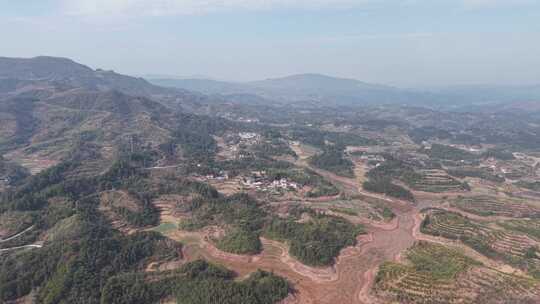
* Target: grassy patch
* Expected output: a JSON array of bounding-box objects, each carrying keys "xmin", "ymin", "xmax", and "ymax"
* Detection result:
[
  {"xmin": 329, "ymin": 207, "xmax": 358, "ymax": 216},
  {"xmin": 152, "ymin": 222, "xmax": 178, "ymax": 234}
]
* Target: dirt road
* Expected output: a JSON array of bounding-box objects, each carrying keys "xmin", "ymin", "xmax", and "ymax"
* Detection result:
[
  {"xmin": 0, "ymin": 226, "xmax": 34, "ymax": 243},
  {"xmin": 0, "ymin": 244, "xmax": 42, "ymax": 253},
  {"xmin": 157, "ymin": 158, "xmax": 449, "ymax": 303},
  {"xmin": 165, "ymin": 161, "xmax": 419, "ymax": 304},
  {"xmin": 172, "ymin": 202, "xmax": 416, "ymax": 304}
]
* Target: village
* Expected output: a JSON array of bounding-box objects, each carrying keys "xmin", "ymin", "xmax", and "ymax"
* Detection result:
[{"xmin": 195, "ymin": 170, "xmax": 300, "ymax": 194}]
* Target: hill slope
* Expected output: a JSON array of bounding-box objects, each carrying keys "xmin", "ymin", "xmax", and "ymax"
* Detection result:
[
  {"xmin": 0, "ymin": 56, "xmax": 184, "ymax": 98},
  {"xmin": 151, "ymin": 73, "xmax": 437, "ymax": 106},
  {"xmin": 151, "ymin": 74, "xmax": 540, "ymax": 107}
]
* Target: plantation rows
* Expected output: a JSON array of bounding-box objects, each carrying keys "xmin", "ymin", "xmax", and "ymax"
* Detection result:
[
  {"xmin": 499, "ymin": 219, "xmax": 540, "ymax": 241},
  {"xmin": 490, "ymin": 231, "xmax": 535, "ymax": 257},
  {"xmin": 458, "ymin": 268, "xmax": 539, "ymax": 301},
  {"xmin": 375, "ymin": 262, "xmax": 461, "ymax": 303},
  {"xmin": 374, "ymin": 241, "xmax": 539, "ymax": 304},
  {"xmin": 421, "ymin": 209, "xmax": 540, "ymax": 275},
  {"xmin": 421, "ymin": 209, "xmax": 486, "ymax": 239},
  {"xmin": 407, "ymin": 170, "xmax": 466, "ymax": 193},
  {"xmin": 452, "ymin": 195, "xmax": 540, "ymax": 218}
]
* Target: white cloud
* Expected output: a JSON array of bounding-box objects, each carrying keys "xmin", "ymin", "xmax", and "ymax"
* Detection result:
[
  {"xmin": 462, "ymin": 0, "xmax": 536, "ymax": 8},
  {"xmin": 316, "ymin": 32, "xmax": 435, "ymax": 42},
  {"xmin": 61, "ymin": 0, "xmax": 538, "ymax": 17},
  {"xmin": 62, "ymin": 0, "xmax": 376, "ymax": 17}
]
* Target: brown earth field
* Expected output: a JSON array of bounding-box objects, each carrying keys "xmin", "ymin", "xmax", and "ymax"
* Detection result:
[
  {"xmin": 153, "ymin": 160, "xmax": 422, "ymax": 304},
  {"xmin": 164, "ymin": 206, "xmax": 415, "ymax": 304},
  {"xmin": 150, "ymin": 152, "xmax": 540, "ymax": 303}
]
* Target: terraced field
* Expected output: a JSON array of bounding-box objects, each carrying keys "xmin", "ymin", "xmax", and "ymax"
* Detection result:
[
  {"xmin": 421, "ymin": 209, "xmax": 484, "ymax": 239},
  {"xmin": 300, "ymin": 197, "xmax": 396, "ymax": 225},
  {"xmin": 502, "ymin": 161, "xmax": 535, "ymax": 180},
  {"xmin": 421, "ymin": 209, "xmax": 540, "ymax": 275},
  {"xmin": 498, "ymin": 219, "xmax": 540, "ymax": 241},
  {"xmin": 452, "ymin": 195, "xmax": 540, "ymax": 218},
  {"xmin": 373, "ymin": 241, "xmax": 539, "ymax": 304},
  {"xmin": 407, "ymin": 169, "xmax": 467, "ymax": 193}
]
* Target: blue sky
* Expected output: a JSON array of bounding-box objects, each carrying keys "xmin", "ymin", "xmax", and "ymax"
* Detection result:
[{"xmin": 0, "ymin": 0, "xmax": 539, "ymax": 86}]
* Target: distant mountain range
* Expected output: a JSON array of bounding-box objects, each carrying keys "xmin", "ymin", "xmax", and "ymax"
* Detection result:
[
  {"xmin": 0, "ymin": 55, "xmax": 539, "ymax": 177},
  {"xmin": 0, "ymin": 56, "xmax": 198, "ymax": 172},
  {"xmin": 1, "ymin": 56, "xmax": 539, "ymax": 109},
  {"xmin": 150, "ymin": 74, "xmax": 540, "ymax": 108},
  {"xmin": 429, "ymin": 84, "xmax": 540, "ymax": 106},
  {"xmin": 150, "ymin": 74, "xmax": 438, "ymax": 106},
  {"xmin": 0, "ymin": 56, "xmax": 203, "ymax": 101},
  {"xmin": 0, "ymin": 56, "xmax": 220, "ymax": 111}
]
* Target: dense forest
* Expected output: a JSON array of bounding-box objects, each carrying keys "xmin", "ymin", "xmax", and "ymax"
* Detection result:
[
  {"xmin": 0, "ymin": 156, "xmax": 290, "ymax": 303},
  {"xmin": 100, "ymin": 261, "xmax": 289, "ymax": 304},
  {"xmin": 363, "ymin": 157, "xmax": 415, "ymax": 201},
  {"xmin": 0, "ymin": 206, "xmax": 182, "ymax": 303},
  {"xmin": 363, "ymin": 178, "xmax": 415, "ymax": 201},
  {"xmin": 179, "ymin": 193, "xmax": 268, "ymax": 254},
  {"xmin": 263, "ymin": 210, "xmax": 364, "ymax": 266},
  {"xmin": 309, "ymin": 146, "xmax": 355, "ymax": 178},
  {"xmin": 425, "ymin": 144, "xmax": 479, "ymax": 161},
  {"xmin": 179, "ymin": 193, "xmax": 364, "ymax": 265}
]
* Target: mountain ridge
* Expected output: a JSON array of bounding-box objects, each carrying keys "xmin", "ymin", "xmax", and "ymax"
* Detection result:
[
  {"xmin": 151, "ymin": 73, "xmax": 540, "ymax": 108},
  {"xmin": 0, "ymin": 56, "xmax": 186, "ymax": 99},
  {"xmin": 150, "ymin": 73, "xmax": 431, "ymax": 106}
]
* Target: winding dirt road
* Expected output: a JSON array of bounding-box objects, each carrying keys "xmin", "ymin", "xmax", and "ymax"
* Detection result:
[
  {"xmin": 163, "ymin": 162, "xmax": 420, "ymax": 304},
  {"xmin": 0, "ymin": 244, "xmax": 42, "ymax": 253},
  {"xmin": 159, "ymin": 158, "xmax": 497, "ymax": 303},
  {"xmin": 173, "ymin": 203, "xmax": 416, "ymax": 304},
  {"xmin": 0, "ymin": 225, "xmax": 34, "ymax": 243},
  {"xmin": 0, "ymin": 226, "xmax": 42, "ymax": 253}
]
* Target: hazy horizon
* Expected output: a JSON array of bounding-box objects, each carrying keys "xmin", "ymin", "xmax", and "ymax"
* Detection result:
[{"xmin": 1, "ymin": 0, "xmax": 539, "ymax": 87}]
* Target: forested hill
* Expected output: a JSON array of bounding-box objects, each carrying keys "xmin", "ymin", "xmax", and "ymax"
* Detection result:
[
  {"xmin": 151, "ymin": 73, "xmax": 437, "ymax": 106},
  {"xmin": 0, "ymin": 56, "xmax": 195, "ymax": 100},
  {"xmin": 0, "ymin": 57, "xmax": 293, "ymax": 304}
]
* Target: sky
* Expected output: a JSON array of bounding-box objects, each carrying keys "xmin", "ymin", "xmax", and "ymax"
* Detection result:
[{"xmin": 0, "ymin": 0, "xmax": 539, "ymax": 87}]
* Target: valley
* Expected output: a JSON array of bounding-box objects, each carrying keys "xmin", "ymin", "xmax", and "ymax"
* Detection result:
[{"xmin": 1, "ymin": 56, "xmax": 540, "ymax": 304}]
